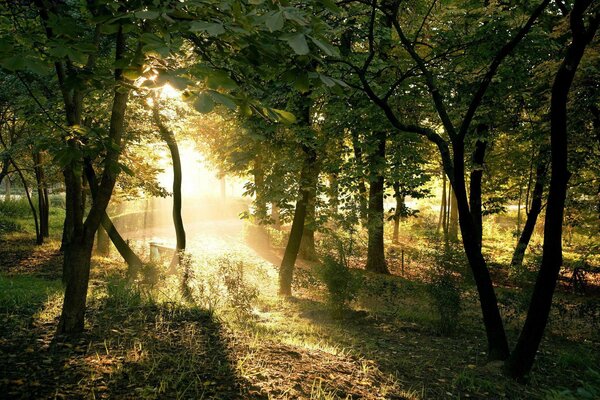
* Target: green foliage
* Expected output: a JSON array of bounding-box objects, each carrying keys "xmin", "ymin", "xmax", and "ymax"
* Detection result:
[
  {"xmin": 105, "ymin": 276, "xmax": 143, "ymax": 309},
  {"xmin": 545, "ymin": 369, "xmax": 600, "ymax": 400},
  {"xmin": 314, "ymin": 254, "xmax": 361, "ymax": 315},
  {"xmin": 425, "ymin": 243, "xmax": 465, "ymax": 335},
  {"xmin": 0, "ymin": 198, "xmax": 30, "ymax": 218}
]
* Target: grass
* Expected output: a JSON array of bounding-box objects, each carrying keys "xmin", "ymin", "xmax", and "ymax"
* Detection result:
[{"xmin": 1, "ymin": 206, "xmax": 599, "ymax": 399}]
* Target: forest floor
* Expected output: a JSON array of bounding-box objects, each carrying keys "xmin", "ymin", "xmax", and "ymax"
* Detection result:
[{"xmin": 1, "ymin": 222, "xmax": 599, "ymax": 399}]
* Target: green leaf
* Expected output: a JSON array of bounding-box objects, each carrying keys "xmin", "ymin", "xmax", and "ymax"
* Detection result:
[
  {"xmin": 206, "ymin": 71, "xmax": 237, "ymax": 90},
  {"xmin": 190, "ymin": 21, "xmax": 226, "ymax": 36},
  {"xmin": 265, "ymin": 11, "xmax": 284, "ymax": 32},
  {"xmin": 193, "ymin": 92, "xmax": 215, "ymax": 113},
  {"xmin": 210, "ymin": 91, "xmax": 237, "ymax": 110},
  {"xmin": 135, "ymin": 11, "xmax": 160, "ymax": 20},
  {"xmin": 293, "ymin": 73, "xmax": 310, "ymax": 93},
  {"xmin": 309, "ymin": 36, "xmax": 339, "ymax": 57},
  {"xmin": 286, "ymin": 33, "xmax": 309, "ymax": 55},
  {"xmin": 273, "ymin": 109, "xmax": 296, "ymax": 124}
]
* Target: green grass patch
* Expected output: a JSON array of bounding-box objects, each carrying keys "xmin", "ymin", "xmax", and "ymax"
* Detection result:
[{"xmin": 0, "ymin": 274, "xmax": 62, "ymax": 313}]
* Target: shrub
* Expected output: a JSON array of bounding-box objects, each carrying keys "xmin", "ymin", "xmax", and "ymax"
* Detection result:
[
  {"xmin": 315, "ymin": 255, "xmax": 361, "ymax": 316},
  {"xmin": 0, "ymin": 218, "xmax": 23, "ymax": 233},
  {"xmin": 0, "ymin": 198, "xmax": 30, "ymax": 218},
  {"xmin": 216, "ymin": 256, "xmax": 259, "ymax": 319},
  {"xmin": 106, "ymin": 276, "xmax": 143, "ymax": 309},
  {"xmin": 426, "ymin": 242, "xmax": 464, "ymax": 335}
]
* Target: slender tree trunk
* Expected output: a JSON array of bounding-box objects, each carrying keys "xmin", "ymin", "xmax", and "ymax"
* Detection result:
[
  {"xmin": 10, "ymin": 157, "xmax": 42, "ymax": 244},
  {"xmin": 449, "ymin": 190, "xmax": 459, "ymax": 242},
  {"xmin": 5, "ymin": 174, "xmax": 10, "ymax": 201},
  {"xmin": 511, "ymin": 156, "xmax": 547, "ymax": 268},
  {"xmin": 506, "ymin": 3, "xmax": 598, "ymax": 378},
  {"xmin": 271, "ymin": 203, "xmax": 281, "ymax": 229},
  {"xmin": 450, "ymin": 140, "xmax": 510, "ymax": 361},
  {"xmin": 84, "ymin": 161, "xmax": 142, "ymax": 272},
  {"xmin": 328, "ymin": 173, "xmax": 339, "ymax": 215},
  {"xmin": 96, "ymin": 225, "xmax": 110, "ymax": 256},
  {"xmin": 437, "ymin": 167, "xmax": 446, "ymax": 234},
  {"xmin": 469, "ymin": 136, "xmax": 487, "ymax": 247},
  {"xmin": 279, "ymin": 144, "xmax": 316, "ymax": 295},
  {"xmin": 365, "ymin": 131, "xmax": 389, "ymax": 274},
  {"xmin": 33, "ymin": 152, "xmax": 49, "ymax": 238},
  {"xmin": 351, "ymin": 131, "xmax": 368, "ymax": 223},
  {"xmin": 392, "ymin": 181, "xmax": 402, "ymax": 244},
  {"xmin": 253, "ymin": 156, "xmax": 267, "ymax": 220},
  {"xmin": 153, "ymin": 99, "xmax": 185, "ymax": 268}
]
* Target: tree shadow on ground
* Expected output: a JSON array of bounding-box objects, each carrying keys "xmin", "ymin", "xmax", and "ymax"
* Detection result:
[{"xmin": 2, "ymin": 292, "xmax": 267, "ymax": 399}]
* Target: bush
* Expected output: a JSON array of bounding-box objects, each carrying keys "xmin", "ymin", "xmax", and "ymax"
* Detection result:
[
  {"xmin": 216, "ymin": 256, "xmax": 259, "ymax": 319},
  {"xmin": 0, "ymin": 218, "xmax": 23, "ymax": 233},
  {"xmin": 315, "ymin": 255, "xmax": 361, "ymax": 316},
  {"xmin": 0, "ymin": 198, "xmax": 30, "ymax": 218},
  {"xmin": 426, "ymin": 243, "xmax": 464, "ymax": 335},
  {"xmin": 106, "ymin": 277, "xmax": 143, "ymax": 309},
  {"xmin": 179, "ymin": 253, "xmax": 259, "ymax": 320}
]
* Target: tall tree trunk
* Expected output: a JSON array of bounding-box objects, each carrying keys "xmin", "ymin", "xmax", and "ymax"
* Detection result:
[
  {"xmin": 437, "ymin": 167, "xmax": 446, "ymax": 234},
  {"xmin": 96, "ymin": 225, "xmax": 110, "ymax": 256},
  {"xmin": 351, "ymin": 130, "xmax": 368, "ymax": 223},
  {"xmin": 253, "ymin": 156, "xmax": 267, "ymax": 220},
  {"xmin": 279, "ymin": 144, "xmax": 317, "ymax": 296},
  {"xmin": 392, "ymin": 181, "xmax": 403, "ymax": 244},
  {"xmin": 299, "ymin": 163, "xmax": 319, "ymax": 261},
  {"xmin": 84, "ymin": 161, "xmax": 143, "ymax": 273},
  {"xmin": 506, "ymin": 2, "xmax": 598, "ymax": 379},
  {"xmin": 10, "ymin": 157, "xmax": 42, "ymax": 245},
  {"xmin": 365, "ymin": 131, "xmax": 389, "ymax": 274},
  {"xmin": 451, "ymin": 140, "xmax": 510, "ymax": 361},
  {"xmin": 469, "ymin": 136, "xmax": 487, "ymax": 247},
  {"xmin": 153, "ymin": 98, "xmax": 186, "ymax": 268},
  {"xmin": 510, "ymin": 155, "xmax": 547, "ymax": 268},
  {"xmin": 4, "ymin": 174, "xmax": 10, "ymax": 201},
  {"xmin": 271, "ymin": 203, "xmax": 281, "ymax": 229},
  {"xmin": 33, "ymin": 152, "xmax": 50, "ymax": 238},
  {"xmin": 449, "ymin": 190, "xmax": 459, "ymax": 242},
  {"xmin": 57, "ymin": 25, "xmax": 131, "ymax": 335}
]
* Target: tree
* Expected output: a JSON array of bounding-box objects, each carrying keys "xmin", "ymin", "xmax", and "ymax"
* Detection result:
[{"xmin": 506, "ymin": 0, "xmax": 599, "ymax": 379}]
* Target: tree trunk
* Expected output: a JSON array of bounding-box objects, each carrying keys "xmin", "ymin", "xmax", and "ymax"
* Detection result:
[
  {"xmin": 510, "ymin": 156, "xmax": 547, "ymax": 268},
  {"xmin": 84, "ymin": 161, "xmax": 143, "ymax": 272},
  {"xmin": 449, "ymin": 190, "xmax": 459, "ymax": 242},
  {"xmin": 450, "ymin": 140, "xmax": 510, "ymax": 361},
  {"xmin": 10, "ymin": 157, "xmax": 42, "ymax": 245},
  {"xmin": 437, "ymin": 167, "xmax": 446, "ymax": 235},
  {"xmin": 153, "ymin": 98, "xmax": 186, "ymax": 268},
  {"xmin": 299, "ymin": 163, "xmax": 319, "ymax": 261},
  {"xmin": 253, "ymin": 157, "xmax": 267, "ymax": 220},
  {"xmin": 392, "ymin": 181, "xmax": 402, "ymax": 244},
  {"xmin": 279, "ymin": 144, "xmax": 317, "ymax": 296},
  {"xmin": 271, "ymin": 203, "xmax": 281, "ymax": 229},
  {"xmin": 96, "ymin": 225, "xmax": 110, "ymax": 256},
  {"xmin": 351, "ymin": 130, "xmax": 368, "ymax": 223},
  {"xmin": 33, "ymin": 152, "xmax": 50, "ymax": 238},
  {"xmin": 57, "ymin": 25, "xmax": 131, "ymax": 335},
  {"xmin": 469, "ymin": 136, "xmax": 487, "ymax": 247},
  {"xmin": 4, "ymin": 174, "xmax": 10, "ymax": 201},
  {"xmin": 57, "ymin": 238, "xmax": 93, "ymax": 334},
  {"xmin": 365, "ymin": 131, "xmax": 389, "ymax": 274},
  {"xmin": 506, "ymin": 2, "xmax": 597, "ymax": 378}
]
